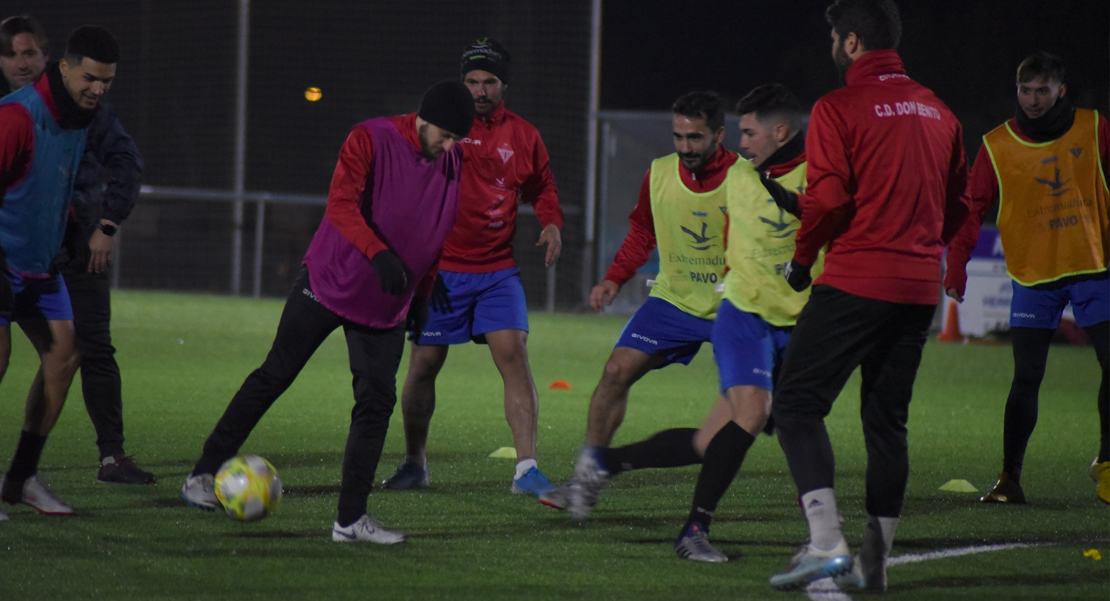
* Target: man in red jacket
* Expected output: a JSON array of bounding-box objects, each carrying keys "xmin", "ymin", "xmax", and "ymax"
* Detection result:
[
  {"xmin": 383, "ymin": 39, "xmax": 563, "ymax": 497},
  {"xmin": 765, "ymin": 0, "xmax": 970, "ymax": 591}
]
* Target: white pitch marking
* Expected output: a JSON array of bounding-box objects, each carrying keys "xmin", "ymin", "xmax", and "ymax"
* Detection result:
[
  {"xmin": 887, "ymin": 542, "xmax": 1045, "ymax": 566},
  {"xmin": 803, "ymin": 542, "xmax": 1048, "ymax": 601}
]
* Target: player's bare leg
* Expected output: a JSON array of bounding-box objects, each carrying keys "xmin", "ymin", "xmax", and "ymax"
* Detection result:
[
  {"xmin": 21, "ymin": 319, "xmax": 80, "ymax": 435},
  {"xmin": 584, "ymin": 347, "xmax": 666, "ymax": 446},
  {"xmin": 2, "ymin": 319, "xmax": 79, "ymax": 515},
  {"xmin": 398, "ymin": 342, "xmax": 450, "ymax": 466},
  {"xmin": 485, "ymin": 328, "xmax": 538, "ymax": 460}
]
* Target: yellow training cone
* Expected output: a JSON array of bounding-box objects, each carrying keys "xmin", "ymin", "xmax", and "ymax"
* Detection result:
[
  {"xmin": 939, "ymin": 479, "xmax": 978, "ymax": 493},
  {"xmin": 488, "ymin": 447, "xmax": 517, "ymax": 459}
]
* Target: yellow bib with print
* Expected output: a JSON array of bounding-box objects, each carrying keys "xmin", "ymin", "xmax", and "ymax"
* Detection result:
[
  {"xmin": 722, "ymin": 159, "xmax": 822, "ymax": 327},
  {"xmin": 985, "ymin": 108, "xmax": 1109, "ymax": 285},
  {"xmin": 648, "ymin": 154, "xmax": 729, "ymax": 320}
]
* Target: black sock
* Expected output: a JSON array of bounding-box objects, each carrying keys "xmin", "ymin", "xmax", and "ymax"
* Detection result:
[
  {"xmin": 684, "ymin": 422, "xmax": 755, "ymax": 533},
  {"xmin": 8, "ymin": 430, "xmax": 47, "ymax": 482},
  {"xmin": 1002, "ymin": 328, "xmax": 1054, "ymax": 483},
  {"xmin": 600, "ymin": 428, "xmax": 700, "ymax": 476}
]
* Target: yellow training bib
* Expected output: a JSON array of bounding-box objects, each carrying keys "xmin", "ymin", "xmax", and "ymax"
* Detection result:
[
  {"xmin": 722, "ymin": 159, "xmax": 822, "ymax": 327},
  {"xmin": 648, "ymin": 154, "xmax": 729, "ymax": 320},
  {"xmin": 985, "ymin": 108, "xmax": 1109, "ymax": 285}
]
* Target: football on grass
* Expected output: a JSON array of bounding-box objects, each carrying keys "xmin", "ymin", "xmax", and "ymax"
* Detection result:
[{"xmin": 214, "ymin": 455, "xmax": 283, "ymax": 522}]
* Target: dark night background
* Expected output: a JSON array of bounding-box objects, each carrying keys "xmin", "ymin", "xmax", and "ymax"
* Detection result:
[
  {"xmin": 5, "ymin": 0, "xmax": 1108, "ymax": 302},
  {"xmin": 602, "ymin": 0, "xmax": 1109, "ymax": 157}
]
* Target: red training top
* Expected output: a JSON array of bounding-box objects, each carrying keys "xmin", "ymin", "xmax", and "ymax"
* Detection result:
[
  {"xmin": 604, "ymin": 145, "xmax": 739, "ymax": 286},
  {"xmin": 441, "ymin": 102, "xmax": 562, "ymax": 273},
  {"xmin": 794, "ymin": 50, "xmax": 970, "ymax": 305}
]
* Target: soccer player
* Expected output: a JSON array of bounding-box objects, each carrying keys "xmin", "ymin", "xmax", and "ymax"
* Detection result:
[
  {"xmin": 0, "ymin": 25, "xmax": 122, "ymax": 519},
  {"xmin": 558, "ymin": 86, "xmax": 816, "ymax": 565},
  {"xmin": 181, "ymin": 81, "xmax": 476, "ymax": 544},
  {"xmin": 0, "ymin": 15, "xmax": 152, "ymax": 485},
  {"xmin": 765, "ymin": 0, "xmax": 969, "ymax": 591},
  {"xmin": 540, "ymin": 91, "xmax": 737, "ymax": 510},
  {"xmin": 382, "ymin": 38, "xmax": 563, "ymax": 496},
  {"xmin": 944, "ymin": 52, "xmax": 1109, "ymax": 505}
]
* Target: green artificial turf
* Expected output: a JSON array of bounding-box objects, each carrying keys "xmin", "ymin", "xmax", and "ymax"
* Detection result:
[{"xmin": 0, "ymin": 291, "xmax": 1105, "ymax": 600}]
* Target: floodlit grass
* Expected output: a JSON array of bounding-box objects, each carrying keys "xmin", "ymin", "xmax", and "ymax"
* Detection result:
[{"xmin": 0, "ymin": 290, "xmax": 1106, "ymax": 600}]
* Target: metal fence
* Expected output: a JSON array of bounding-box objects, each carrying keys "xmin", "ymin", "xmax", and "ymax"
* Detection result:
[{"xmin": 12, "ymin": 0, "xmax": 597, "ymax": 309}]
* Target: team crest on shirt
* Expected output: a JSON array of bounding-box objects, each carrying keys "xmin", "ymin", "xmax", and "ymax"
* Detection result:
[{"xmin": 497, "ymin": 143, "xmax": 514, "ymax": 163}]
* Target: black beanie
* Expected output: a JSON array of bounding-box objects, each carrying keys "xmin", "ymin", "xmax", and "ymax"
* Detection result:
[
  {"xmin": 65, "ymin": 25, "xmax": 120, "ymax": 64},
  {"xmin": 418, "ymin": 80, "xmax": 475, "ymax": 138},
  {"xmin": 460, "ymin": 37, "xmax": 510, "ymax": 84}
]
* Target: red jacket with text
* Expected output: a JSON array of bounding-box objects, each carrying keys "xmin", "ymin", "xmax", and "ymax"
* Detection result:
[
  {"xmin": 793, "ymin": 50, "xmax": 970, "ymax": 305},
  {"xmin": 441, "ymin": 102, "xmax": 563, "ymax": 273}
]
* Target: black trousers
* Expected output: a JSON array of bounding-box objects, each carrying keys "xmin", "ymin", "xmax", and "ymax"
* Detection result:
[
  {"xmin": 62, "ymin": 268, "xmax": 125, "ymax": 459},
  {"xmin": 193, "ymin": 271, "xmax": 405, "ymax": 519},
  {"xmin": 772, "ymin": 285, "xmax": 935, "ymax": 518}
]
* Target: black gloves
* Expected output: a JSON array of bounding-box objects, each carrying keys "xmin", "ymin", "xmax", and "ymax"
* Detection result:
[
  {"xmin": 783, "ymin": 259, "xmax": 812, "ymax": 292},
  {"xmin": 430, "ymin": 275, "xmax": 451, "ymax": 314},
  {"xmin": 406, "ymin": 295, "xmax": 429, "ymax": 340},
  {"xmin": 371, "ymin": 250, "xmax": 408, "ymax": 295},
  {"xmin": 759, "ymin": 173, "xmax": 801, "ymax": 219}
]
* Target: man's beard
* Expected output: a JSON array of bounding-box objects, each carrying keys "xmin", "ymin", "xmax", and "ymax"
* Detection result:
[
  {"xmin": 418, "ymin": 123, "xmax": 439, "ymax": 160},
  {"xmin": 681, "ymin": 143, "xmax": 716, "ymax": 172},
  {"xmin": 833, "ymin": 43, "xmax": 852, "ymax": 79}
]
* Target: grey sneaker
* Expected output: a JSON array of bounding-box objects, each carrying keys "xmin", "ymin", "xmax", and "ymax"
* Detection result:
[
  {"xmin": 539, "ymin": 484, "xmax": 571, "ymax": 510},
  {"xmin": 332, "ymin": 514, "xmax": 406, "ymax": 544},
  {"xmin": 836, "ymin": 517, "xmax": 889, "ymax": 592},
  {"xmin": 180, "ymin": 473, "xmax": 219, "ymax": 511},
  {"xmin": 568, "ymin": 446, "xmax": 609, "ymax": 522},
  {"xmin": 674, "ymin": 523, "xmax": 727, "ymax": 563},
  {"xmin": 1, "ymin": 473, "xmax": 74, "ymax": 515},
  {"xmin": 0, "ymin": 509, "xmax": 7, "ymax": 521}
]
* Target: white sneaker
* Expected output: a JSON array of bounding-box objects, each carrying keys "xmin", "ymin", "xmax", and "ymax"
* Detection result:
[
  {"xmin": 769, "ymin": 539, "xmax": 852, "ymax": 590},
  {"xmin": 332, "ymin": 514, "xmax": 406, "ymax": 544},
  {"xmin": 1, "ymin": 473, "xmax": 74, "ymax": 515},
  {"xmin": 836, "ymin": 552, "xmax": 887, "ymax": 592},
  {"xmin": 0, "ymin": 509, "xmax": 8, "ymax": 521},
  {"xmin": 180, "ymin": 473, "xmax": 219, "ymax": 510}
]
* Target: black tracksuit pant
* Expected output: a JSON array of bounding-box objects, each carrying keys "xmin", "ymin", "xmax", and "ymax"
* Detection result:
[
  {"xmin": 772, "ymin": 284, "xmax": 935, "ymax": 518},
  {"xmin": 63, "ymin": 268, "xmax": 126, "ymax": 460},
  {"xmin": 193, "ymin": 271, "xmax": 405, "ymax": 521}
]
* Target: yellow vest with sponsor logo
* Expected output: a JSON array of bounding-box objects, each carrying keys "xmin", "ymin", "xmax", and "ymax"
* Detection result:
[
  {"xmin": 648, "ymin": 154, "xmax": 729, "ymax": 320},
  {"xmin": 984, "ymin": 108, "xmax": 1109, "ymax": 285},
  {"xmin": 722, "ymin": 159, "xmax": 823, "ymax": 327}
]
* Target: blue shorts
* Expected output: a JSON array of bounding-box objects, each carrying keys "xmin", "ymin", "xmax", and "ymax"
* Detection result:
[
  {"xmin": 1010, "ymin": 274, "xmax": 1109, "ymax": 329},
  {"xmin": 0, "ymin": 270, "xmax": 73, "ymax": 327},
  {"xmin": 712, "ymin": 299, "xmax": 793, "ymax": 393},
  {"xmin": 413, "ymin": 267, "xmax": 528, "ymax": 345},
  {"xmin": 614, "ymin": 297, "xmax": 714, "ymax": 367}
]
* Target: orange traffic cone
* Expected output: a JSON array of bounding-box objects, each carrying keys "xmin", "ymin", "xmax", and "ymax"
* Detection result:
[{"xmin": 936, "ymin": 301, "xmax": 965, "ymax": 343}]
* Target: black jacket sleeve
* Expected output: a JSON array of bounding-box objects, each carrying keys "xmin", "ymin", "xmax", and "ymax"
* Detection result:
[{"xmin": 72, "ymin": 98, "xmax": 143, "ymax": 228}]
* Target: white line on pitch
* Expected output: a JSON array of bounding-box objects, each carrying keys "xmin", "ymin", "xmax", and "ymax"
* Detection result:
[
  {"xmin": 887, "ymin": 542, "xmax": 1047, "ymax": 566},
  {"xmin": 803, "ymin": 542, "xmax": 1049, "ymax": 601}
]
